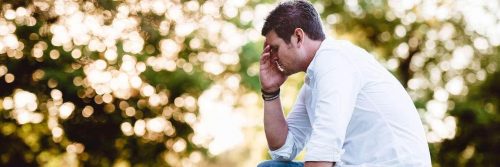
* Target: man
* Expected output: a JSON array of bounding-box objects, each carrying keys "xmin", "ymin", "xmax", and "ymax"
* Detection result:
[{"xmin": 257, "ymin": 1, "xmax": 431, "ymax": 167}]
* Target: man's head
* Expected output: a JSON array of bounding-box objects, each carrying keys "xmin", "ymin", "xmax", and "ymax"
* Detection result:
[
  {"xmin": 262, "ymin": 0, "xmax": 325, "ymax": 44},
  {"xmin": 261, "ymin": 0, "xmax": 325, "ymax": 75}
]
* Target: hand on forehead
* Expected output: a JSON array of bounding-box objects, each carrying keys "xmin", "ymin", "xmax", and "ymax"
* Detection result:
[{"xmin": 264, "ymin": 40, "xmax": 273, "ymax": 52}]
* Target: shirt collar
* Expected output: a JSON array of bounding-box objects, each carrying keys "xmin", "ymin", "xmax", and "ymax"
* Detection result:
[{"xmin": 305, "ymin": 38, "xmax": 333, "ymax": 85}]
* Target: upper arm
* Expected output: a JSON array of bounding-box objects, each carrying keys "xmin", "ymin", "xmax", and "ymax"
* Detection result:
[
  {"xmin": 287, "ymin": 85, "xmax": 312, "ymax": 147},
  {"xmin": 304, "ymin": 53, "xmax": 362, "ymax": 162}
]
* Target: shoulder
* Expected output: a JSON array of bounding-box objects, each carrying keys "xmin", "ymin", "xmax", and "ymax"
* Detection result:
[{"xmin": 310, "ymin": 40, "xmax": 358, "ymax": 78}]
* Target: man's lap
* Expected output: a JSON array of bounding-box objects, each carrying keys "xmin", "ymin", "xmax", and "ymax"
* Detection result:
[{"xmin": 257, "ymin": 160, "xmax": 304, "ymax": 167}]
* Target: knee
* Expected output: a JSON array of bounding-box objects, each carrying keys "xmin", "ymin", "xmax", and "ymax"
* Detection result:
[
  {"xmin": 257, "ymin": 160, "xmax": 290, "ymax": 167},
  {"xmin": 257, "ymin": 160, "xmax": 304, "ymax": 167},
  {"xmin": 257, "ymin": 160, "xmax": 276, "ymax": 167}
]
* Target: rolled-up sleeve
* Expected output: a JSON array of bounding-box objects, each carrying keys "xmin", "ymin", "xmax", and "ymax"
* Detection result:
[
  {"xmin": 269, "ymin": 86, "xmax": 312, "ymax": 161},
  {"xmin": 269, "ymin": 132, "xmax": 299, "ymax": 160},
  {"xmin": 304, "ymin": 54, "xmax": 361, "ymax": 163}
]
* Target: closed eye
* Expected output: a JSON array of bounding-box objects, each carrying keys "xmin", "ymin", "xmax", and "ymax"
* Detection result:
[{"xmin": 270, "ymin": 47, "xmax": 278, "ymax": 54}]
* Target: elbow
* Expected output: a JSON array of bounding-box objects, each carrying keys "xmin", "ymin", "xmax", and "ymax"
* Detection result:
[
  {"xmin": 269, "ymin": 142, "xmax": 300, "ymax": 161},
  {"xmin": 267, "ymin": 135, "xmax": 287, "ymax": 151},
  {"xmin": 268, "ymin": 138, "xmax": 286, "ymax": 151},
  {"xmin": 267, "ymin": 129, "xmax": 289, "ymax": 151},
  {"xmin": 269, "ymin": 144, "xmax": 284, "ymax": 151}
]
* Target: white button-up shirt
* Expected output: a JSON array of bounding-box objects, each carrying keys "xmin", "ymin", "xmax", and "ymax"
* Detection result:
[{"xmin": 269, "ymin": 39, "xmax": 431, "ymax": 166}]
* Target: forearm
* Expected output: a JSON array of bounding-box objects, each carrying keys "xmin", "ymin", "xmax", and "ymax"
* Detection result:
[
  {"xmin": 304, "ymin": 161, "xmax": 335, "ymax": 167},
  {"xmin": 263, "ymin": 97, "xmax": 288, "ymax": 150}
]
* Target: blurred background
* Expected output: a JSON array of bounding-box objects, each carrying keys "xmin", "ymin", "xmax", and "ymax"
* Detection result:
[{"xmin": 0, "ymin": 0, "xmax": 498, "ymax": 166}]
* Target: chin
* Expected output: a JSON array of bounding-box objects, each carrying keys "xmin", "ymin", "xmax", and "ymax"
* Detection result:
[{"xmin": 282, "ymin": 70, "xmax": 295, "ymax": 76}]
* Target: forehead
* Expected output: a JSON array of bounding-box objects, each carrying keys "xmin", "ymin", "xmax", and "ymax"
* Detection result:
[{"xmin": 264, "ymin": 30, "xmax": 283, "ymax": 46}]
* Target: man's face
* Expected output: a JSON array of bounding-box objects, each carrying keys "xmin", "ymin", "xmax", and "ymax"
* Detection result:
[{"xmin": 264, "ymin": 30, "xmax": 301, "ymax": 76}]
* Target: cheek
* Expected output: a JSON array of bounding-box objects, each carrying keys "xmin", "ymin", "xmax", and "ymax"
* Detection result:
[
  {"xmin": 277, "ymin": 50, "xmax": 289, "ymax": 59},
  {"xmin": 280, "ymin": 51, "xmax": 296, "ymax": 61}
]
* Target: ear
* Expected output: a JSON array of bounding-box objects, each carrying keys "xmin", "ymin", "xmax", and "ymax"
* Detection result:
[{"xmin": 294, "ymin": 28, "xmax": 304, "ymax": 47}]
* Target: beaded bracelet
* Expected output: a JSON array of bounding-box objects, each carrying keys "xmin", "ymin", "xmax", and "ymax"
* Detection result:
[{"xmin": 261, "ymin": 88, "xmax": 280, "ymax": 101}]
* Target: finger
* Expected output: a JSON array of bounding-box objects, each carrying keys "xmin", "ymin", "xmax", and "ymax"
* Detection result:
[
  {"xmin": 260, "ymin": 52, "xmax": 270, "ymax": 64},
  {"xmin": 263, "ymin": 45, "xmax": 270, "ymax": 53},
  {"xmin": 262, "ymin": 45, "xmax": 270, "ymax": 55}
]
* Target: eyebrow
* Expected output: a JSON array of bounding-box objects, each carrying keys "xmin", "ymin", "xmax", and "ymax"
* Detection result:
[{"xmin": 270, "ymin": 45, "xmax": 278, "ymax": 50}]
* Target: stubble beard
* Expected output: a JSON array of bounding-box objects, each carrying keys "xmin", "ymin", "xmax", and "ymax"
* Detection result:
[{"xmin": 275, "ymin": 60, "xmax": 284, "ymax": 72}]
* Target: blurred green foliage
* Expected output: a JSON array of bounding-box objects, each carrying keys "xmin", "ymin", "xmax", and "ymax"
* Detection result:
[{"xmin": 0, "ymin": 0, "xmax": 499, "ymax": 166}]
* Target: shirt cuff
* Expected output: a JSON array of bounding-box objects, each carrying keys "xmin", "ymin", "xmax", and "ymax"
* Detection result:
[
  {"xmin": 304, "ymin": 142, "xmax": 345, "ymax": 163},
  {"xmin": 268, "ymin": 132, "xmax": 296, "ymax": 161}
]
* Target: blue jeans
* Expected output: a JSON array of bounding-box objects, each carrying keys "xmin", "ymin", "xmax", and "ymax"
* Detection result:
[{"xmin": 257, "ymin": 160, "xmax": 304, "ymax": 167}]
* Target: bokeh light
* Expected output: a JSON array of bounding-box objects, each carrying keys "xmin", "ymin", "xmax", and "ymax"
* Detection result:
[{"xmin": 1, "ymin": 0, "xmax": 499, "ymax": 166}]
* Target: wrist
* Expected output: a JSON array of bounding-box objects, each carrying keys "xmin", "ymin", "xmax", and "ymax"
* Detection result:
[
  {"xmin": 261, "ymin": 88, "xmax": 280, "ymax": 101},
  {"xmin": 261, "ymin": 87, "xmax": 279, "ymax": 93}
]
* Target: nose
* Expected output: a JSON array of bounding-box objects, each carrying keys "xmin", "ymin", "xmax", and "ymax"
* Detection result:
[{"xmin": 271, "ymin": 54, "xmax": 279, "ymax": 61}]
